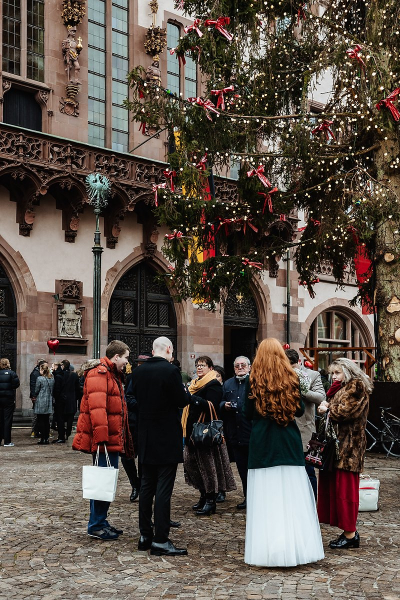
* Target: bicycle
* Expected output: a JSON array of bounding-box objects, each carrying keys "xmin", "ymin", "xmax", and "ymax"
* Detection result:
[{"xmin": 365, "ymin": 407, "xmax": 400, "ymax": 458}]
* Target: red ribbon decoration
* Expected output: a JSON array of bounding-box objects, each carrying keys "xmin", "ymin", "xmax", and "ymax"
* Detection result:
[
  {"xmin": 346, "ymin": 44, "xmax": 366, "ymax": 72},
  {"xmin": 280, "ymin": 214, "xmax": 287, "ymax": 221},
  {"xmin": 195, "ymin": 154, "xmax": 208, "ymax": 171},
  {"xmin": 165, "ymin": 231, "xmax": 184, "ymax": 240},
  {"xmin": 210, "ymin": 85, "xmax": 235, "ymax": 111},
  {"xmin": 242, "ymin": 258, "xmax": 263, "ymax": 270},
  {"xmin": 184, "ymin": 18, "xmax": 203, "ymax": 37},
  {"xmin": 247, "ymin": 165, "xmax": 272, "ymax": 188},
  {"xmin": 152, "ymin": 183, "xmax": 167, "ymax": 207},
  {"xmin": 169, "ymin": 47, "xmax": 186, "ymax": 68},
  {"xmin": 311, "ymin": 119, "xmax": 336, "ymax": 140},
  {"xmin": 297, "ymin": 4, "xmax": 306, "ymax": 25},
  {"xmin": 187, "ymin": 97, "xmax": 220, "ymax": 120},
  {"xmin": 163, "ymin": 169, "xmax": 176, "ymax": 192},
  {"xmin": 203, "ymin": 17, "xmax": 233, "ymax": 41},
  {"xmin": 376, "ymin": 88, "xmax": 400, "ymax": 122},
  {"xmin": 138, "ymin": 86, "xmax": 145, "ymax": 99},
  {"xmin": 175, "ymin": 0, "xmax": 185, "ymax": 9},
  {"xmin": 139, "ymin": 122, "xmax": 146, "ymax": 135},
  {"xmin": 258, "ymin": 188, "xmax": 278, "ymax": 214},
  {"xmin": 311, "ymin": 218, "xmax": 321, "ymax": 226}
]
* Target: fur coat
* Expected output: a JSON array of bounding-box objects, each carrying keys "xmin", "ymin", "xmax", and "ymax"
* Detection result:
[{"xmin": 328, "ymin": 379, "xmax": 370, "ymax": 472}]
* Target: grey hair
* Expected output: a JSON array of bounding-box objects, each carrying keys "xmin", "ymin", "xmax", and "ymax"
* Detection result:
[
  {"xmin": 233, "ymin": 356, "xmax": 251, "ymax": 366},
  {"xmin": 329, "ymin": 358, "xmax": 373, "ymax": 394},
  {"xmin": 153, "ymin": 336, "xmax": 173, "ymax": 356}
]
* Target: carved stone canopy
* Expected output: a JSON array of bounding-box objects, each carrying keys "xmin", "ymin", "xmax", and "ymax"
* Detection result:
[{"xmin": 59, "ymin": 279, "xmax": 82, "ymax": 302}]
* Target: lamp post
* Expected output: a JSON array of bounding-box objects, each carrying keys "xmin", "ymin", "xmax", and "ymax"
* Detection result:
[{"xmin": 86, "ymin": 173, "xmax": 111, "ymax": 359}]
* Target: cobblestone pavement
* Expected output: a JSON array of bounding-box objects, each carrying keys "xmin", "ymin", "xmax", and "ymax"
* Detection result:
[{"xmin": 1, "ymin": 429, "xmax": 400, "ymax": 600}]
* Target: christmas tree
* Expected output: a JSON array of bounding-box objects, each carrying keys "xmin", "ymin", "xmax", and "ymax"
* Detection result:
[{"xmin": 127, "ymin": 0, "xmax": 400, "ymax": 380}]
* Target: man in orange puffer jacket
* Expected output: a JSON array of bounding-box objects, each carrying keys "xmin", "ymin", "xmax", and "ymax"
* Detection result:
[{"xmin": 73, "ymin": 339, "xmax": 133, "ymax": 541}]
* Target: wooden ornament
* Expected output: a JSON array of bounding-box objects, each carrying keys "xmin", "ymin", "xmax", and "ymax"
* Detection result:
[
  {"xmin": 384, "ymin": 252, "xmax": 395, "ymax": 263},
  {"xmin": 387, "ymin": 296, "xmax": 400, "ymax": 313}
]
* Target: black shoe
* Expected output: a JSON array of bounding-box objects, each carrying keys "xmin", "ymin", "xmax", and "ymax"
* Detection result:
[
  {"xmin": 196, "ymin": 500, "xmax": 216, "ymax": 516},
  {"xmin": 169, "ymin": 519, "xmax": 181, "ymax": 528},
  {"xmin": 37, "ymin": 440, "xmax": 45, "ymax": 445},
  {"xmin": 88, "ymin": 528, "xmax": 119, "ymax": 541},
  {"xmin": 329, "ymin": 532, "xmax": 345, "ymax": 545},
  {"xmin": 130, "ymin": 487, "xmax": 139, "ymax": 502},
  {"xmin": 192, "ymin": 496, "xmax": 206, "ymax": 510},
  {"xmin": 108, "ymin": 525, "xmax": 123, "ymax": 535},
  {"xmin": 237, "ymin": 499, "xmax": 247, "ymax": 510},
  {"xmin": 150, "ymin": 539, "xmax": 188, "ymax": 556},
  {"xmin": 138, "ymin": 535, "xmax": 153, "ymax": 551},
  {"xmin": 215, "ymin": 491, "xmax": 226, "ymax": 503},
  {"xmin": 329, "ymin": 531, "xmax": 360, "ymax": 549},
  {"xmin": 52, "ymin": 439, "xmax": 65, "ymax": 444}
]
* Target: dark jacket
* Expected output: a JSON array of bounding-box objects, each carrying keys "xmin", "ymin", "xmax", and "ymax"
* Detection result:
[
  {"xmin": 220, "ymin": 376, "xmax": 252, "ymax": 445},
  {"xmin": 53, "ymin": 368, "xmax": 82, "ymax": 415},
  {"xmin": 243, "ymin": 379, "xmax": 305, "ymax": 469},
  {"xmin": 0, "ymin": 368, "xmax": 20, "ymax": 401},
  {"xmin": 328, "ymin": 379, "xmax": 370, "ymax": 472},
  {"xmin": 29, "ymin": 366, "xmax": 40, "ymax": 398},
  {"xmin": 131, "ymin": 356, "xmax": 190, "ymax": 465},
  {"xmin": 185, "ymin": 379, "xmax": 223, "ymax": 446}
]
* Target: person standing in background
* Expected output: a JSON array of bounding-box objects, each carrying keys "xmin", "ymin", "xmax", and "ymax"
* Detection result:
[
  {"xmin": 34, "ymin": 363, "xmax": 54, "ymax": 445},
  {"xmin": 0, "ymin": 358, "xmax": 20, "ymax": 447},
  {"xmin": 53, "ymin": 359, "xmax": 81, "ymax": 443},
  {"xmin": 30, "ymin": 359, "xmax": 47, "ymax": 438}
]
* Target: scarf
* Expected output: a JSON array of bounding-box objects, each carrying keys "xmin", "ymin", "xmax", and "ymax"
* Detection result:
[
  {"xmin": 182, "ymin": 370, "xmax": 218, "ymax": 437},
  {"xmin": 327, "ymin": 379, "xmax": 342, "ymax": 399}
]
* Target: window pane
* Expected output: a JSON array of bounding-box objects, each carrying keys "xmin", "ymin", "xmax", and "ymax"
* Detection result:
[
  {"xmin": 88, "ymin": 98, "xmax": 106, "ymax": 126},
  {"xmin": 2, "ymin": 0, "xmax": 22, "ymax": 75},
  {"xmin": 317, "ymin": 312, "xmax": 329, "ymax": 338},
  {"xmin": 112, "ymin": 79, "xmax": 128, "ymax": 106},
  {"xmin": 88, "ymin": 21, "xmax": 106, "ymax": 49},
  {"xmin": 112, "ymin": 107, "xmax": 128, "ymax": 131},
  {"xmin": 167, "ymin": 23, "xmax": 181, "ymax": 96},
  {"xmin": 112, "ymin": 31, "xmax": 128, "ymax": 57},
  {"xmin": 112, "ymin": 5, "xmax": 128, "ymax": 32},
  {"xmin": 89, "ymin": 73, "xmax": 106, "ymax": 101},
  {"xmin": 112, "ymin": 130, "xmax": 128, "ymax": 153},
  {"xmin": 88, "ymin": 0, "xmax": 105, "ymax": 24},
  {"xmin": 334, "ymin": 314, "xmax": 346, "ymax": 340},
  {"xmin": 88, "ymin": 47, "xmax": 106, "ymax": 75},
  {"xmin": 27, "ymin": 0, "xmax": 44, "ymax": 81},
  {"xmin": 88, "ymin": 124, "xmax": 105, "ymax": 146},
  {"xmin": 112, "ymin": 55, "xmax": 129, "ymax": 80}
]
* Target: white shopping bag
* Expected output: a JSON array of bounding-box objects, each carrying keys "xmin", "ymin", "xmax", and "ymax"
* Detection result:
[
  {"xmin": 359, "ymin": 474, "xmax": 380, "ymax": 511},
  {"xmin": 82, "ymin": 445, "xmax": 119, "ymax": 502}
]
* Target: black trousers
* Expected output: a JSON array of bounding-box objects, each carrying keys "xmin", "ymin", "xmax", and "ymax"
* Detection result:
[
  {"xmin": 233, "ymin": 444, "xmax": 249, "ymax": 498},
  {"xmin": 0, "ymin": 400, "xmax": 15, "ymax": 444},
  {"xmin": 36, "ymin": 413, "xmax": 50, "ymax": 441},
  {"xmin": 121, "ymin": 455, "xmax": 141, "ymax": 490},
  {"xmin": 139, "ymin": 463, "xmax": 177, "ymax": 543},
  {"xmin": 55, "ymin": 402, "xmax": 74, "ymax": 440}
]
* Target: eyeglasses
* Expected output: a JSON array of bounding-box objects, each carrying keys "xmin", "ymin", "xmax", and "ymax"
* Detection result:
[
  {"xmin": 234, "ymin": 363, "xmax": 248, "ymax": 368},
  {"xmin": 196, "ymin": 364, "xmax": 207, "ymax": 369}
]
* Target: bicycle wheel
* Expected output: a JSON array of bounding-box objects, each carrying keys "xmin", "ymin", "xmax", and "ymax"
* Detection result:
[{"xmin": 381, "ymin": 422, "xmax": 400, "ymax": 457}]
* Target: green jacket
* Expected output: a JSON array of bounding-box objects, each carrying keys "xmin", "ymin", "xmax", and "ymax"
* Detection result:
[{"xmin": 243, "ymin": 379, "xmax": 306, "ymax": 470}]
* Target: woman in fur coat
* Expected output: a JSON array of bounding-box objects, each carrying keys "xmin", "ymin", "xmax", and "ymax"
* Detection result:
[{"xmin": 317, "ymin": 358, "xmax": 373, "ymax": 550}]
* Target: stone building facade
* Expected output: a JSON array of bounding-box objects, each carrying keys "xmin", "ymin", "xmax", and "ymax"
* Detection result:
[{"xmin": 0, "ymin": 0, "xmax": 374, "ymax": 413}]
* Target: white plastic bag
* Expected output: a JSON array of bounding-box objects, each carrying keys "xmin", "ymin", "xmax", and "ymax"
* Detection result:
[
  {"xmin": 359, "ymin": 474, "xmax": 380, "ymax": 511},
  {"xmin": 82, "ymin": 445, "xmax": 119, "ymax": 502}
]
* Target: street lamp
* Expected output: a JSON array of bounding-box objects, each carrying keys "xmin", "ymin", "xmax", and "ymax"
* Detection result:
[{"xmin": 86, "ymin": 173, "xmax": 111, "ymax": 359}]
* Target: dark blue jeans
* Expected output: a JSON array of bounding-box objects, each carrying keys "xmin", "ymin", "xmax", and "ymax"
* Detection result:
[{"xmin": 87, "ymin": 450, "xmax": 119, "ymax": 533}]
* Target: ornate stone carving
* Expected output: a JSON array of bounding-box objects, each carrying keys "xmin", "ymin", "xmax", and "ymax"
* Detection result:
[
  {"xmin": 2, "ymin": 80, "xmax": 12, "ymax": 94},
  {"xmin": 59, "ymin": 83, "xmax": 80, "ymax": 117},
  {"xmin": 48, "ymin": 143, "xmax": 86, "ymax": 168},
  {"xmin": 94, "ymin": 154, "xmax": 130, "ymax": 179},
  {"xmin": 61, "ymin": 0, "xmax": 86, "ymax": 27},
  {"xmin": 268, "ymin": 256, "xmax": 279, "ymax": 278},
  {"xmin": 62, "ymin": 26, "xmax": 83, "ymax": 83},
  {"xmin": 58, "ymin": 303, "xmax": 83, "ymax": 337},
  {"xmin": 59, "ymin": 279, "xmax": 82, "ymax": 302}
]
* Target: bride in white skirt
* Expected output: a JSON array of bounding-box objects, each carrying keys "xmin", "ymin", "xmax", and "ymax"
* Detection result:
[{"xmin": 243, "ymin": 339, "xmax": 324, "ymax": 567}]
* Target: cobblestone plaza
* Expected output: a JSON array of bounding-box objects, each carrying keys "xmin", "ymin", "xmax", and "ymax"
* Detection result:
[{"xmin": 0, "ymin": 429, "xmax": 399, "ymax": 600}]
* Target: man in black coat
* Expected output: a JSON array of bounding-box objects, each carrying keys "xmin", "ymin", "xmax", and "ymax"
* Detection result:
[
  {"xmin": 52, "ymin": 359, "xmax": 81, "ymax": 443},
  {"xmin": 0, "ymin": 358, "xmax": 20, "ymax": 446},
  {"xmin": 220, "ymin": 356, "xmax": 252, "ymax": 510},
  {"xmin": 131, "ymin": 336, "xmax": 190, "ymax": 557}
]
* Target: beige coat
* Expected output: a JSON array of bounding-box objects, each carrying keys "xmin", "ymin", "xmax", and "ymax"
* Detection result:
[
  {"xmin": 329, "ymin": 379, "xmax": 370, "ymax": 472},
  {"xmin": 296, "ymin": 369, "xmax": 326, "ymax": 451}
]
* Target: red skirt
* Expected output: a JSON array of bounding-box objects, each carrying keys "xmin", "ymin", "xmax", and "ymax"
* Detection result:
[{"xmin": 317, "ymin": 468, "xmax": 359, "ymax": 532}]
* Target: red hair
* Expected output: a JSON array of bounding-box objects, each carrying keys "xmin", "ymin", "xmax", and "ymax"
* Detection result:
[{"xmin": 249, "ymin": 338, "xmax": 300, "ymax": 426}]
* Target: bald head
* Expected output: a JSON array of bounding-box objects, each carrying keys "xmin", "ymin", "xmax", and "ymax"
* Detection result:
[{"xmin": 152, "ymin": 336, "xmax": 173, "ymax": 360}]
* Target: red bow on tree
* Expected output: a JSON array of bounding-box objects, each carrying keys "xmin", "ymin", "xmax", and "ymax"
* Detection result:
[
  {"xmin": 210, "ymin": 85, "xmax": 235, "ymax": 110},
  {"xmin": 346, "ymin": 44, "xmax": 366, "ymax": 72},
  {"xmin": 138, "ymin": 85, "xmax": 145, "ymax": 99},
  {"xmin": 203, "ymin": 17, "xmax": 233, "ymax": 41},
  {"xmin": 188, "ymin": 97, "xmax": 220, "ymax": 120},
  {"xmin": 169, "ymin": 48, "xmax": 186, "ymax": 68},
  {"xmin": 242, "ymin": 258, "xmax": 263, "ymax": 269},
  {"xmin": 232, "ymin": 217, "xmax": 258, "ymax": 234},
  {"xmin": 175, "ymin": 0, "xmax": 185, "ymax": 9},
  {"xmin": 184, "ymin": 19, "xmax": 203, "ymax": 37},
  {"xmin": 297, "ymin": 3, "xmax": 306, "ymax": 25},
  {"xmin": 311, "ymin": 120, "xmax": 336, "ymax": 140},
  {"xmin": 165, "ymin": 231, "xmax": 184, "ymax": 240},
  {"xmin": 258, "ymin": 188, "xmax": 278, "ymax": 214},
  {"xmin": 152, "ymin": 183, "xmax": 167, "ymax": 207},
  {"xmin": 195, "ymin": 154, "xmax": 207, "ymax": 171},
  {"xmin": 163, "ymin": 169, "xmax": 176, "ymax": 192},
  {"xmin": 376, "ymin": 88, "xmax": 400, "ymax": 121},
  {"xmin": 139, "ymin": 122, "xmax": 147, "ymax": 135},
  {"xmin": 247, "ymin": 165, "xmax": 272, "ymax": 188}
]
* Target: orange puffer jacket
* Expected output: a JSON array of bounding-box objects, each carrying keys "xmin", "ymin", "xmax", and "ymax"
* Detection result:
[{"xmin": 72, "ymin": 356, "xmax": 133, "ymax": 456}]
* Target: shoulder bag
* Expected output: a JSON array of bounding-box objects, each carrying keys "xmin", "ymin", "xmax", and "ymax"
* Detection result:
[
  {"xmin": 305, "ymin": 411, "xmax": 339, "ymax": 471},
  {"xmin": 191, "ymin": 401, "xmax": 224, "ymax": 447}
]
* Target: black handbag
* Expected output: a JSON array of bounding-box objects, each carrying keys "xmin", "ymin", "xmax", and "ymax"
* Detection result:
[
  {"xmin": 305, "ymin": 412, "xmax": 339, "ymax": 471},
  {"xmin": 190, "ymin": 401, "xmax": 224, "ymax": 447}
]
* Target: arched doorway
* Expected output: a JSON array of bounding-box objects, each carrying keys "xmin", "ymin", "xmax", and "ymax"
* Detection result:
[
  {"xmin": 108, "ymin": 263, "xmax": 177, "ymax": 361},
  {"xmin": 0, "ymin": 263, "xmax": 17, "ymax": 370},
  {"xmin": 224, "ymin": 292, "xmax": 259, "ymax": 378}
]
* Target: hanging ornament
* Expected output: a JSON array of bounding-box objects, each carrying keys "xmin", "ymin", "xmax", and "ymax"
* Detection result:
[
  {"xmin": 346, "ymin": 44, "xmax": 366, "ymax": 72},
  {"xmin": 184, "ymin": 19, "xmax": 203, "ymax": 37},
  {"xmin": 297, "ymin": 3, "xmax": 306, "ymax": 26},
  {"xmin": 258, "ymin": 188, "xmax": 278, "ymax": 214},
  {"xmin": 203, "ymin": 17, "xmax": 233, "ymax": 41},
  {"xmin": 311, "ymin": 120, "xmax": 336, "ymax": 140},
  {"xmin": 47, "ymin": 339, "xmax": 60, "ymax": 355},
  {"xmin": 187, "ymin": 97, "xmax": 220, "ymax": 120},
  {"xmin": 283, "ymin": 343, "xmax": 290, "ymax": 350},
  {"xmin": 210, "ymin": 85, "xmax": 235, "ymax": 110},
  {"xmin": 242, "ymin": 258, "xmax": 263, "ymax": 269},
  {"xmin": 247, "ymin": 165, "xmax": 272, "ymax": 188},
  {"xmin": 169, "ymin": 47, "xmax": 186, "ymax": 68},
  {"xmin": 152, "ymin": 182, "xmax": 167, "ymax": 206},
  {"xmin": 195, "ymin": 154, "xmax": 208, "ymax": 171},
  {"xmin": 376, "ymin": 88, "xmax": 400, "ymax": 121},
  {"xmin": 163, "ymin": 169, "xmax": 176, "ymax": 192}
]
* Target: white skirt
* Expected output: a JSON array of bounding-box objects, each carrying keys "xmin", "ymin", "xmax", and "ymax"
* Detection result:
[{"xmin": 244, "ymin": 465, "xmax": 325, "ymax": 567}]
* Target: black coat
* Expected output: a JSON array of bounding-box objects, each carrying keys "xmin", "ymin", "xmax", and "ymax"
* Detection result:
[
  {"xmin": 185, "ymin": 379, "xmax": 223, "ymax": 446},
  {"xmin": 131, "ymin": 356, "xmax": 190, "ymax": 465},
  {"xmin": 220, "ymin": 376, "xmax": 252, "ymax": 446},
  {"xmin": 53, "ymin": 368, "xmax": 81, "ymax": 415},
  {"xmin": 30, "ymin": 366, "xmax": 40, "ymax": 398},
  {"xmin": 0, "ymin": 368, "xmax": 20, "ymax": 402}
]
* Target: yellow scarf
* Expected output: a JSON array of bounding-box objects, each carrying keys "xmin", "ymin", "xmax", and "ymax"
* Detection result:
[{"xmin": 182, "ymin": 370, "xmax": 218, "ymax": 437}]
